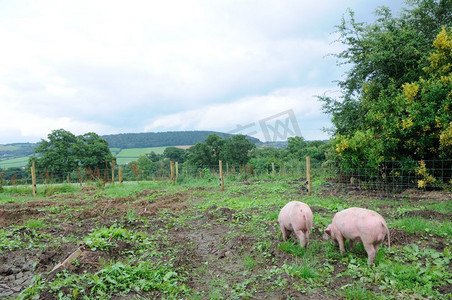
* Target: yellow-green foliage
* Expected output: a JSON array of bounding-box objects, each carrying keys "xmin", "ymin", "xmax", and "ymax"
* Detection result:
[
  {"xmin": 439, "ymin": 122, "xmax": 452, "ymax": 155},
  {"xmin": 424, "ymin": 27, "xmax": 451, "ymax": 76},
  {"xmin": 416, "ymin": 160, "xmax": 436, "ymax": 189},
  {"xmin": 331, "ymin": 26, "xmax": 452, "ymax": 175},
  {"xmin": 402, "ymin": 82, "xmax": 419, "ymax": 103}
]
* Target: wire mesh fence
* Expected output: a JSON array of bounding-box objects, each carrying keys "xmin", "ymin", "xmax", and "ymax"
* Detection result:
[
  {"xmin": 0, "ymin": 162, "xmax": 313, "ymax": 186},
  {"xmin": 327, "ymin": 159, "xmax": 452, "ymax": 195},
  {"xmin": 1, "ymin": 159, "xmax": 451, "ymax": 195}
]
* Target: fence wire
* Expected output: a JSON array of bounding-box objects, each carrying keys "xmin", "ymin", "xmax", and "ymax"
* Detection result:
[{"xmin": 1, "ymin": 160, "xmax": 451, "ymax": 196}]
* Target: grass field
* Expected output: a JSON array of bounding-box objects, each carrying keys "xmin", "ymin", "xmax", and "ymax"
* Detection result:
[
  {"xmin": 0, "ymin": 177, "xmax": 450, "ymax": 299},
  {"xmin": 115, "ymin": 147, "xmax": 167, "ymax": 164},
  {"xmin": 0, "ymin": 146, "xmax": 191, "ymax": 168},
  {"xmin": 0, "ymin": 145, "xmax": 20, "ymax": 151},
  {"xmin": 0, "ymin": 156, "xmax": 30, "ymax": 169}
]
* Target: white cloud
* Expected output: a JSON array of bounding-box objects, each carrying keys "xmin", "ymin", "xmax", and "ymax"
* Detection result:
[
  {"xmin": 0, "ymin": 0, "xmax": 405, "ymax": 143},
  {"xmin": 144, "ymin": 86, "xmax": 334, "ymax": 141},
  {"xmin": 0, "ymin": 101, "xmax": 116, "ymax": 143}
]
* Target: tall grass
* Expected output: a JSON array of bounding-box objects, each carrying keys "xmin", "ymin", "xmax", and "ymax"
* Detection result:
[{"xmin": 391, "ymin": 217, "xmax": 452, "ymax": 236}]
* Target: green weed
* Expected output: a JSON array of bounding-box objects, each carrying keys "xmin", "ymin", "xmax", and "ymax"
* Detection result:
[
  {"xmin": 83, "ymin": 225, "xmax": 148, "ymax": 251},
  {"xmin": 392, "ymin": 216, "xmax": 451, "ymax": 236},
  {"xmin": 282, "ymin": 262, "xmax": 319, "ymax": 280},
  {"xmin": 427, "ymin": 201, "xmax": 452, "ymax": 213},
  {"xmin": 341, "ymin": 283, "xmax": 383, "ymax": 299},
  {"xmin": 0, "ymin": 229, "xmax": 25, "ymax": 252},
  {"xmin": 26, "ymin": 218, "xmax": 45, "ymax": 228},
  {"xmin": 0, "ymin": 227, "xmax": 48, "ymax": 253},
  {"xmin": 47, "ymin": 261, "xmax": 189, "ymax": 299},
  {"xmin": 243, "ymin": 255, "xmax": 257, "ymax": 270}
]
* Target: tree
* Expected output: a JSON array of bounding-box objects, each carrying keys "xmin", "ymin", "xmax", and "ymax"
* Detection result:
[
  {"xmin": 287, "ymin": 136, "xmax": 308, "ymax": 156},
  {"xmin": 146, "ymin": 151, "xmax": 163, "ymax": 162},
  {"xmin": 136, "ymin": 154, "xmax": 159, "ymax": 178},
  {"xmin": 32, "ymin": 129, "xmax": 79, "ymax": 175},
  {"xmin": 187, "ymin": 142, "xmax": 215, "ymax": 167},
  {"xmin": 163, "ymin": 147, "xmax": 186, "ymax": 163},
  {"xmin": 205, "ymin": 134, "xmax": 225, "ymax": 162},
  {"xmin": 75, "ymin": 132, "xmax": 112, "ymax": 170},
  {"xmin": 319, "ymin": 0, "xmax": 451, "ymax": 171},
  {"xmin": 31, "ymin": 129, "xmax": 113, "ymax": 176},
  {"xmin": 223, "ymin": 135, "xmax": 256, "ymax": 166},
  {"xmin": 249, "ymin": 147, "xmax": 283, "ymax": 173},
  {"xmin": 320, "ymin": 0, "xmax": 450, "ymax": 136}
]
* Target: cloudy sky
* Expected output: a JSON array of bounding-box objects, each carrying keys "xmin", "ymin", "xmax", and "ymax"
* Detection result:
[{"xmin": 0, "ymin": 0, "xmax": 405, "ymax": 144}]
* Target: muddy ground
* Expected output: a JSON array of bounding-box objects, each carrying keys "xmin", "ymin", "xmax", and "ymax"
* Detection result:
[{"xmin": 0, "ymin": 181, "xmax": 450, "ymax": 299}]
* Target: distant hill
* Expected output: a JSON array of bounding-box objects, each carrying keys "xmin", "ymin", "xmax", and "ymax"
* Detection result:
[
  {"xmin": 0, "ymin": 131, "xmax": 262, "ymax": 165},
  {"xmin": 0, "ymin": 143, "xmax": 36, "ymax": 160},
  {"xmin": 101, "ymin": 131, "xmax": 261, "ymax": 148}
]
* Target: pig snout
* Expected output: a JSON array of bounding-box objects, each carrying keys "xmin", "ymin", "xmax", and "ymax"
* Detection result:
[{"xmin": 323, "ymin": 224, "xmax": 332, "ymax": 241}]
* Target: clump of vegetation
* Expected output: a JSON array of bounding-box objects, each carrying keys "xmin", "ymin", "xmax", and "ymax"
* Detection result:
[{"xmin": 319, "ymin": 2, "xmax": 451, "ymax": 184}]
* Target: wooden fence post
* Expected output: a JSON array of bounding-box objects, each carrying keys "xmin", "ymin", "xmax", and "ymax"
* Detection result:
[
  {"xmin": 175, "ymin": 162, "xmax": 179, "ymax": 179},
  {"xmin": 119, "ymin": 166, "xmax": 123, "ymax": 184},
  {"xmin": 111, "ymin": 159, "xmax": 115, "ymax": 184},
  {"xmin": 31, "ymin": 161, "xmax": 37, "ymax": 197},
  {"xmin": 271, "ymin": 162, "xmax": 275, "ymax": 175},
  {"xmin": 77, "ymin": 167, "xmax": 82, "ymax": 186},
  {"xmin": 306, "ymin": 156, "xmax": 312, "ymax": 196},
  {"xmin": 219, "ymin": 160, "xmax": 224, "ymax": 191},
  {"xmin": 170, "ymin": 161, "xmax": 175, "ymax": 184}
]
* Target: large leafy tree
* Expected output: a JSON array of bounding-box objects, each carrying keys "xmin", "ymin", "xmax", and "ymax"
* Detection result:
[
  {"xmin": 222, "ymin": 135, "xmax": 256, "ymax": 166},
  {"xmin": 205, "ymin": 134, "xmax": 225, "ymax": 163},
  {"xmin": 75, "ymin": 132, "xmax": 113, "ymax": 170},
  {"xmin": 320, "ymin": 0, "xmax": 451, "ymax": 169},
  {"xmin": 187, "ymin": 142, "xmax": 216, "ymax": 167},
  {"xmin": 32, "ymin": 129, "xmax": 79, "ymax": 175},
  {"xmin": 31, "ymin": 129, "xmax": 112, "ymax": 175},
  {"xmin": 163, "ymin": 147, "xmax": 186, "ymax": 163},
  {"xmin": 187, "ymin": 134, "xmax": 256, "ymax": 167}
]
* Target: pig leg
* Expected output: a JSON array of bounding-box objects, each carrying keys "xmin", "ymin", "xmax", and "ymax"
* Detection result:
[
  {"xmin": 363, "ymin": 243, "xmax": 377, "ymax": 265},
  {"xmin": 348, "ymin": 240, "xmax": 355, "ymax": 252},
  {"xmin": 280, "ymin": 223, "xmax": 289, "ymax": 241},
  {"xmin": 295, "ymin": 230, "xmax": 307, "ymax": 248},
  {"xmin": 335, "ymin": 232, "xmax": 346, "ymax": 255}
]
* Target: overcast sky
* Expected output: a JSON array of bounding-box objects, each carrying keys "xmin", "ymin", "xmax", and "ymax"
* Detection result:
[{"xmin": 0, "ymin": 0, "xmax": 406, "ymax": 144}]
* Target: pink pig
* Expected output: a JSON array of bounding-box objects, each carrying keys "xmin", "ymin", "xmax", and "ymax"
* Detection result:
[
  {"xmin": 278, "ymin": 201, "xmax": 313, "ymax": 248},
  {"xmin": 323, "ymin": 207, "xmax": 390, "ymax": 264}
]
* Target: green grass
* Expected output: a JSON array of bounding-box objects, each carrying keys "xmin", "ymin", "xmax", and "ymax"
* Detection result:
[
  {"xmin": 115, "ymin": 147, "xmax": 167, "ymax": 164},
  {"xmin": 341, "ymin": 284, "xmax": 383, "ymax": 300},
  {"xmin": 0, "ymin": 145, "xmax": 20, "ymax": 151},
  {"xmin": 109, "ymin": 148, "xmax": 121, "ymax": 155},
  {"xmin": 282, "ymin": 262, "xmax": 320, "ymax": 280},
  {"xmin": 391, "ymin": 216, "xmax": 452, "ymax": 236},
  {"xmin": 42, "ymin": 261, "xmax": 189, "ymax": 299},
  {"xmin": 427, "ymin": 201, "xmax": 452, "ymax": 213},
  {"xmin": 0, "ymin": 145, "xmax": 192, "ymax": 168},
  {"xmin": 0, "ymin": 156, "xmax": 30, "ymax": 168},
  {"xmin": 26, "ymin": 219, "xmax": 46, "ymax": 228},
  {"xmin": 0, "ymin": 227, "xmax": 49, "ymax": 253},
  {"xmin": 3, "ymin": 178, "xmax": 451, "ymax": 299},
  {"xmin": 243, "ymin": 255, "xmax": 257, "ymax": 270}
]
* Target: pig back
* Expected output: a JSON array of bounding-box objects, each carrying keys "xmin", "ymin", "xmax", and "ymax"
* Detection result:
[
  {"xmin": 278, "ymin": 201, "xmax": 313, "ymax": 231},
  {"xmin": 333, "ymin": 207, "xmax": 386, "ymax": 240}
]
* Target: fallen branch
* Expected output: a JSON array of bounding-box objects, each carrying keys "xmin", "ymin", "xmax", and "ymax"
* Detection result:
[{"xmin": 50, "ymin": 245, "xmax": 85, "ymax": 273}]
